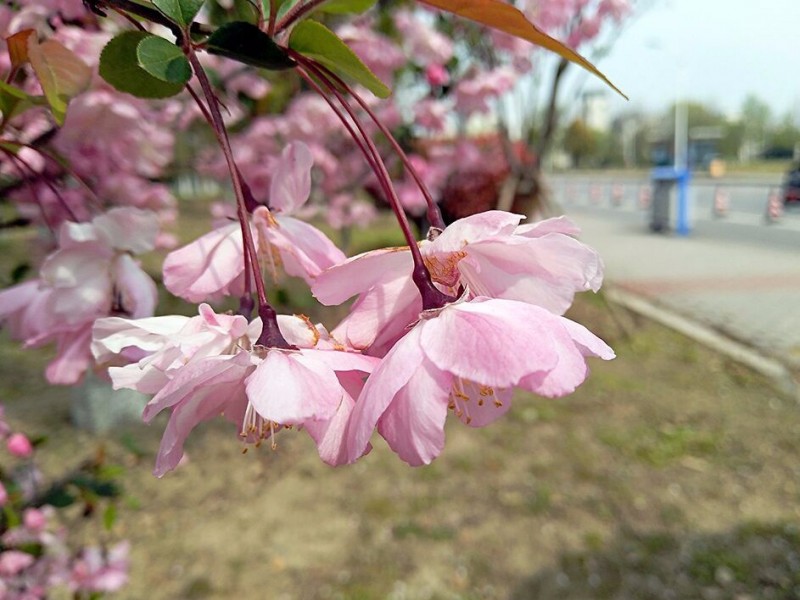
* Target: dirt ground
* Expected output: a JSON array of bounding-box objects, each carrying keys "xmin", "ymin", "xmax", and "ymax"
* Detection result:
[{"xmin": 2, "ymin": 294, "xmax": 800, "ymax": 600}]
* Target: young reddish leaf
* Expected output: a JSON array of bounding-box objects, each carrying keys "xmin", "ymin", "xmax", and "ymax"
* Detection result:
[
  {"xmin": 26, "ymin": 37, "xmax": 92, "ymax": 125},
  {"xmin": 288, "ymin": 20, "xmax": 390, "ymax": 98},
  {"xmin": 418, "ymin": 0, "xmax": 626, "ymax": 99},
  {"xmin": 6, "ymin": 29, "xmax": 35, "ymax": 69}
]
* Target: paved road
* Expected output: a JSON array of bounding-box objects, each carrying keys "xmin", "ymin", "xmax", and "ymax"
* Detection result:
[
  {"xmin": 548, "ymin": 173, "xmax": 800, "ymax": 222},
  {"xmin": 565, "ymin": 207, "xmax": 800, "ymax": 375}
]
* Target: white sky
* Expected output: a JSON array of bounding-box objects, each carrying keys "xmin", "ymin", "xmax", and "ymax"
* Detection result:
[{"xmin": 593, "ymin": 0, "xmax": 800, "ymax": 120}]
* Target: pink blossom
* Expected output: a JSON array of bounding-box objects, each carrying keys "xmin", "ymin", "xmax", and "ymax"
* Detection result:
[
  {"xmin": 425, "ymin": 63, "xmax": 450, "ymax": 87},
  {"xmin": 424, "ymin": 212, "xmax": 603, "ymax": 313},
  {"xmin": 69, "ymin": 542, "xmax": 130, "ymax": 594},
  {"xmin": 414, "ymin": 98, "xmax": 451, "ymax": 133},
  {"xmin": 93, "ymin": 304, "xmax": 378, "ymax": 475},
  {"xmin": 393, "ymin": 9, "xmax": 454, "ymax": 65},
  {"xmin": 336, "ymin": 23, "xmax": 406, "ymax": 84},
  {"xmin": 0, "ymin": 481, "xmax": 7, "ymax": 507},
  {"xmin": 454, "ymin": 67, "xmax": 518, "ymax": 115},
  {"xmin": 7, "ymin": 433, "xmax": 34, "ymax": 458},
  {"xmin": 342, "ymin": 297, "xmax": 614, "ymax": 465},
  {"xmin": 313, "ymin": 212, "xmax": 603, "ymax": 355},
  {"xmin": 314, "ymin": 246, "xmax": 421, "ymax": 356},
  {"xmin": 22, "ymin": 509, "xmax": 48, "ymax": 532},
  {"xmin": 0, "ymin": 207, "xmax": 159, "ymax": 384},
  {"xmin": 164, "ymin": 143, "xmax": 344, "ymax": 303},
  {"xmin": 0, "ymin": 550, "xmax": 35, "ymax": 577}
]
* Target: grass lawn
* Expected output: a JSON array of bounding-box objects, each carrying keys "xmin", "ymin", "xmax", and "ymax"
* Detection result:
[{"xmin": 2, "ymin": 285, "xmax": 798, "ymax": 599}]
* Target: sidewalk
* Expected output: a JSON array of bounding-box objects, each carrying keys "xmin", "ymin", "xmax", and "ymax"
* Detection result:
[{"xmin": 568, "ymin": 209, "xmax": 800, "ymax": 390}]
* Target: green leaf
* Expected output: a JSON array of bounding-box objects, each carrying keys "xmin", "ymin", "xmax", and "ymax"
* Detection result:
[
  {"xmin": 319, "ymin": 0, "xmax": 377, "ymax": 14},
  {"xmin": 288, "ymin": 21, "xmax": 390, "ymax": 98},
  {"xmin": 417, "ymin": 0, "xmax": 626, "ymax": 99},
  {"xmin": 27, "ymin": 37, "xmax": 92, "ymax": 125},
  {"xmin": 206, "ymin": 21, "xmax": 295, "ymax": 70},
  {"xmin": 40, "ymin": 486, "xmax": 76, "ymax": 508},
  {"xmin": 136, "ymin": 36, "xmax": 192, "ymax": 84},
  {"xmin": 99, "ymin": 32, "xmax": 186, "ymax": 99},
  {"xmin": 152, "ymin": 0, "xmax": 205, "ymax": 27},
  {"xmin": 103, "ymin": 504, "xmax": 118, "ymax": 531},
  {"xmin": 275, "ymin": 0, "xmax": 302, "ymax": 23},
  {"xmin": 0, "ymin": 80, "xmax": 38, "ymax": 120}
]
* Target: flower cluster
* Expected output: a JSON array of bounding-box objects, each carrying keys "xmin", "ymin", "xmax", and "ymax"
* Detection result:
[
  {"xmin": 0, "ymin": 0, "xmax": 623, "ymax": 478},
  {"xmin": 0, "ymin": 406, "xmax": 129, "ymax": 599},
  {"xmin": 0, "ymin": 207, "xmax": 159, "ymax": 385},
  {"xmin": 92, "ymin": 152, "xmax": 613, "ymax": 472}
]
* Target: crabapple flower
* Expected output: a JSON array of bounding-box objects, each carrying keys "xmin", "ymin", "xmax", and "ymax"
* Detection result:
[
  {"xmin": 7, "ymin": 433, "xmax": 34, "ymax": 458},
  {"xmin": 342, "ymin": 297, "xmax": 614, "ymax": 466},
  {"xmin": 313, "ymin": 211, "xmax": 603, "ymax": 355},
  {"xmin": 424, "ymin": 212, "xmax": 603, "ymax": 312},
  {"xmin": 0, "ymin": 207, "xmax": 159, "ymax": 384},
  {"xmin": 69, "ymin": 542, "xmax": 130, "ymax": 594},
  {"xmin": 162, "ymin": 141, "xmax": 344, "ymax": 303},
  {"xmin": 92, "ymin": 304, "xmax": 378, "ymax": 476}
]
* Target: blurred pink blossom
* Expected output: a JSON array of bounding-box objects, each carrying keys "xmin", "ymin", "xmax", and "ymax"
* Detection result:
[{"xmin": 7, "ymin": 433, "xmax": 34, "ymax": 458}]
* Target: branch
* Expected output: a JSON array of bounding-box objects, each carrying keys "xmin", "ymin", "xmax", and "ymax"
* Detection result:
[{"xmin": 535, "ymin": 56, "xmax": 569, "ymax": 163}]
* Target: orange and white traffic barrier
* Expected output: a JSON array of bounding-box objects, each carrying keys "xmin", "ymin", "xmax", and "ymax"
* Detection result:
[
  {"xmin": 765, "ymin": 188, "xmax": 782, "ymax": 223},
  {"xmin": 712, "ymin": 186, "xmax": 729, "ymax": 218},
  {"xmin": 611, "ymin": 183, "xmax": 624, "ymax": 207},
  {"xmin": 638, "ymin": 185, "xmax": 651, "ymax": 209}
]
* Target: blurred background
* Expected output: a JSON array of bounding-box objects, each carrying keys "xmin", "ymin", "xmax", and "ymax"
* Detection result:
[{"xmin": 1, "ymin": 0, "xmax": 799, "ymax": 598}]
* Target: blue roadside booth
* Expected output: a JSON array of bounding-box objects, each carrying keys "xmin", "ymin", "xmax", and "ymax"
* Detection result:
[{"xmin": 650, "ymin": 166, "xmax": 691, "ymax": 235}]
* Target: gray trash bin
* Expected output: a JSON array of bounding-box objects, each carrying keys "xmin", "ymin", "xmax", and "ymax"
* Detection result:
[{"xmin": 650, "ymin": 179, "xmax": 673, "ymax": 232}]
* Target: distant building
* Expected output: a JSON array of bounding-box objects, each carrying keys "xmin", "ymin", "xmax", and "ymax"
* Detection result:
[{"xmin": 581, "ymin": 90, "xmax": 610, "ymax": 133}]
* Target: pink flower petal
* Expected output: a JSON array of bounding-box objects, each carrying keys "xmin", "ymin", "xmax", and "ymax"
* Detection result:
[
  {"xmin": 112, "ymin": 254, "xmax": 157, "ymax": 318},
  {"xmin": 154, "ymin": 372, "xmax": 249, "ymax": 477},
  {"xmin": 93, "ymin": 207, "xmax": 159, "ymax": 254},
  {"xmin": 91, "ymin": 315, "xmax": 191, "ymax": 363},
  {"xmin": 429, "ymin": 210, "xmax": 523, "ymax": 254},
  {"xmin": 420, "ymin": 299, "xmax": 560, "ymax": 388},
  {"xmin": 162, "ymin": 222, "xmax": 247, "ymax": 303},
  {"xmin": 312, "ymin": 246, "xmax": 413, "ymax": 305},
  {"xmin": 269, "ymin": 141, "xmax": 313, "ymax": 214},
  {"xmin": 331, "ymin": 274, "xmax": 421, "ymax": 354},
  {"xmin": 515, "ymin": 215, "xmax": 581, "ymax": 237},
  {"xmin": 245, "ymin": 351, "xmax": 342, "ymax": 425},
  {"xmin": 143, "ymin": 353, "xmax": 253, "ymax": 422},
  {"xmin": 45, "ymin": 324, "xmax": 94, "ymax": 385},
  {"xmin": 344, "ymin": 326, "xmax": 426, "ymax": 463},
  {"xmin": 258, "ymin": 214, "xmax": 345, "ymax": 283},
  {"xmin": 377, "ymin": 359, "xmax": 451, "ymax": 466},
  {"xmin": 449, "ymin": 378, "xmax": 513, "ymax": 427}
]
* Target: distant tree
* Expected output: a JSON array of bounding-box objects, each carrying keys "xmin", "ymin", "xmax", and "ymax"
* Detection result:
[
  {"xmin": 738, "ymin": 94, "xmax": 772, "ymax": 160},
  {"xmin": 764, "ymin": 113, "xmax": 800, "ymax": 159},
  {"xmin": 562, "ymin": 119, "xmax": 599, "ymax": 167}
]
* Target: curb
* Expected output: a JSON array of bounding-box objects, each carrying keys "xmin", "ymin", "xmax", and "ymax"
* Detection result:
[{"xmin": 606, "ymin": 288, "xmax": 799, "ymax": 400}]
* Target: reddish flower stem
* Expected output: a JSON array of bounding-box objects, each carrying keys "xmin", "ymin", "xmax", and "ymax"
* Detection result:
[
  {"xmin": 312, "ymin": 63, "xmax": 446, "ymax": 230},
  {"xmin": 0, "ymin": 148, "xmax": 57, "ymax": 233},
  {"xmin": 274, "ymin": 0, "xmax": 329, "ymax": 33},
  {"xmin": 292, "ymin": 53, "xmax": 452, "ymax": 310},
  {"xmin": 186, "ymin": 48, "xmax": 290, "ymax": 348}
]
